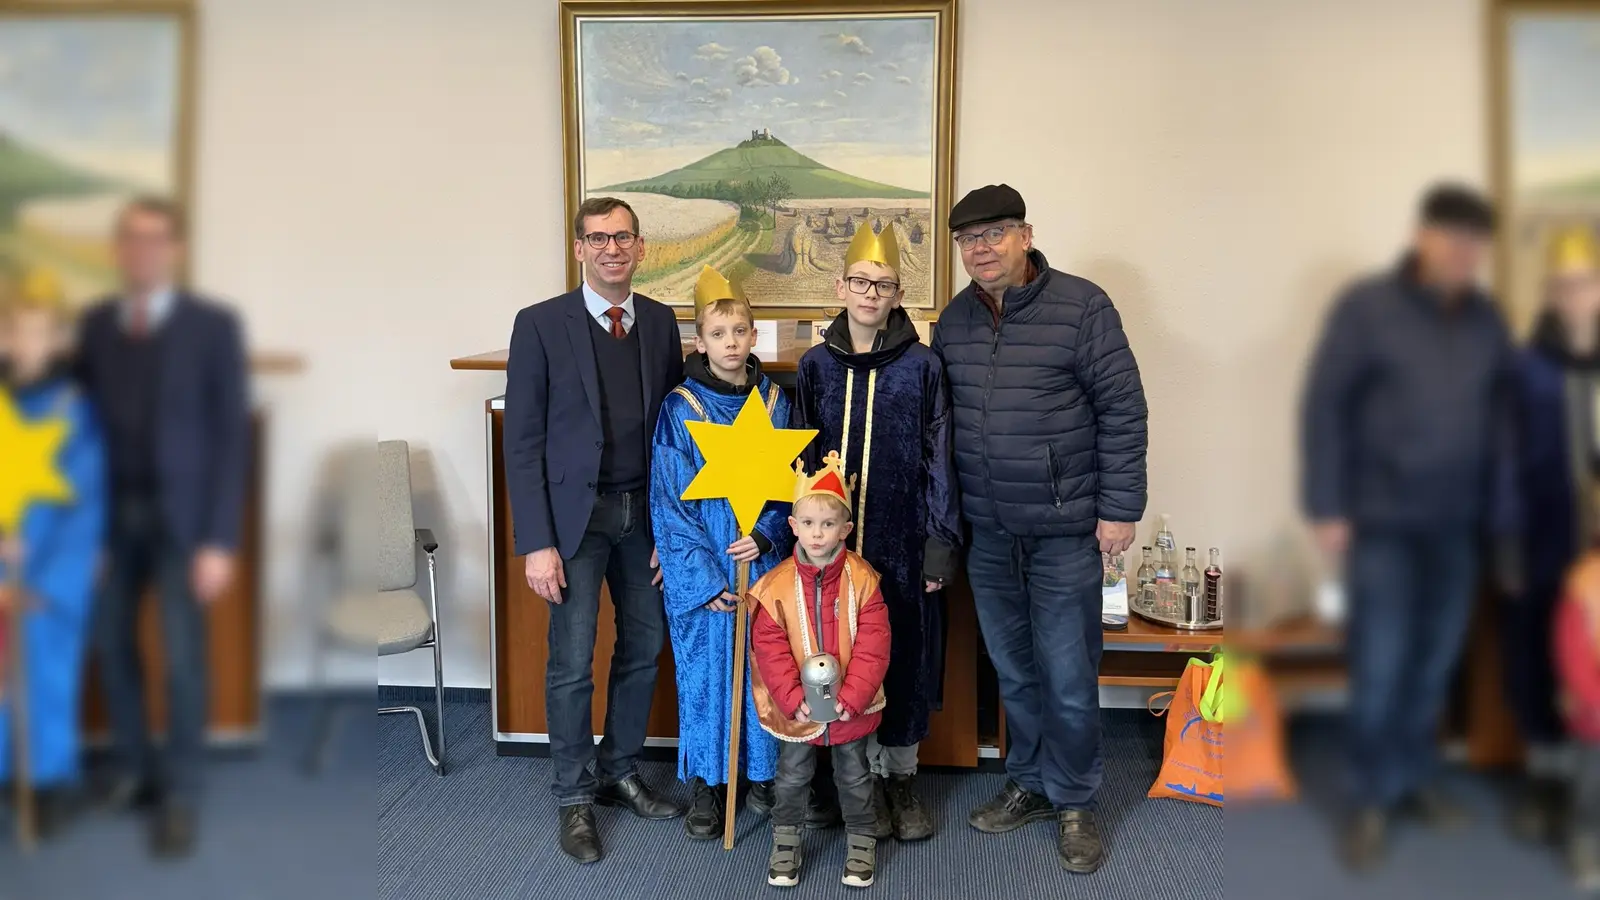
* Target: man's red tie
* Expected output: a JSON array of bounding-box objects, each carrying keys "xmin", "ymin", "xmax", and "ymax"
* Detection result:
[{"xmin": 605, "ymin": 306, "xmax": 626, "ymax": 339}]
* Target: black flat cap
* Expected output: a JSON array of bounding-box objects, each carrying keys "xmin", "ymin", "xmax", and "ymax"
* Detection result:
[
  {"xmin": 1420, "ymin": 183, "xmax": 1496, "ymax": 234},
  {"xmin": 950, "ymin": 184, "xmax": 1026, "ymax": 231}
]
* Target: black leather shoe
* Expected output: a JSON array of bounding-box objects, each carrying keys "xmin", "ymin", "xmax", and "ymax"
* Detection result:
[
  {"xmin": 887, "ymin": 774, "xmax": 934, "ymax": 841},
  {"xmin": 968, "ymin": 780, "xmax": 1053, "ymax": 834},
  {"xmin": 684, "ymin": 779, "xmax": 724, "ymax": 840},
  {"xmin": 1056, "ymin": 809, "xmax": 1105, "ymax": 874},
  {"xmin": 806, "ymin": 788, "xmax": 842, "ymax": 830},
  {"xmin": 149, "ymin": 804, "xmax": 197, "ymax": 859},
  {"xmin": 1339, "ymin": 807, "xmax": 1388, "ymax": 873},
  {"xmin": 868, "ymin": 777, "xmax": 893, "ymax": 839},
  {"xmin": 746, "ymin": 780, "xmax": 776, "ymax": 816},
  {"xmin": 1399, "ymin": 786, "xmax": 1470, "ymax": 832},
  {"xmin": 559, "ymin": 804, "xmax": 602, "ymax": 864},
  {"xmin": 1508, "ymin": 777, "xmax": 1567, "ymax": 845},
  {"xmin": 595, "ymin": 774, "xmax": 685, "ymax": 820}
]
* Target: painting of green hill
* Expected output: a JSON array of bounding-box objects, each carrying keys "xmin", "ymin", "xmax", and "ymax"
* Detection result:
[
  {"xmin": 601, "ymin": 135, "xmax": 925, "ymax": 200},
  {"xmin": 0, "ymin": 132, "xmax": 118, "ymax": 226}
]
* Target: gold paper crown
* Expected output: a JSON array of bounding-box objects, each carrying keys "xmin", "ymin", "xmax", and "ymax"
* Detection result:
[
  {"xmin": 844, "ymin": 221, "xmax": 901, "ymax": 274},
  {"xmin": 4, "ymin": 266, "xmax": 68, "ymax": 314},
  {"xmin": 793, "ymin": 450, "xmax": 856, "ymax": 509},
  {"xmin": 1549, "ymin": 225, "xmax": 1600, "ymax": 275},
  {"xmin": 693, "ymin": 265, "xmax": 739, "ymax": 312}
]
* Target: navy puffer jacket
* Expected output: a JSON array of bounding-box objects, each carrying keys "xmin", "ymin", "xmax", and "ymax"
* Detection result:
[{"xmin": 931, "ymin": 250, "xmax": 1148, "ymax": 535}]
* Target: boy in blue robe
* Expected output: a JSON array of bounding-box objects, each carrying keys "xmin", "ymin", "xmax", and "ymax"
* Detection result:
[
  {"xmin": 793, "ymin": 222, "xmax": 961, "ymax": 842},
  {"xmin": 650, "ymin": 266, "xmax": 792, "ymax": 840},
  {"xmin": 0, "ymin": 267, "xmax": 108, "ymax": 839}
]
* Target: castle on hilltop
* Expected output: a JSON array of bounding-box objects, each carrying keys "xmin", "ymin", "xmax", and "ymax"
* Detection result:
[{"xmin": 749, "ymin": 127, "xmax": 773, "ymax": 141}]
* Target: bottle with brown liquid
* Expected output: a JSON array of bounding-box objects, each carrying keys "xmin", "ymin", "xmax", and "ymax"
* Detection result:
[{"xmin": 1204, "ymin": 548, "xmax": 1224, "ymax": 622}]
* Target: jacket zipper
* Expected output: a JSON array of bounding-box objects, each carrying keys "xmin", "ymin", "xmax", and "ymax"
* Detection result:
[
  {"xmin": 1046, "ymin": 445, "xmax": 1063, "ymax": 509},
  {"xmin": 980, "ymin": 317, "xmax": 1001, "ymax": 515},
  {"xmin": 813, "ymin": 570, "xmax": 829, "ymax": 746}
]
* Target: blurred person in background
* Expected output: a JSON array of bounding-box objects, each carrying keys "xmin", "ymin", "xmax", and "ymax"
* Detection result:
[
  {"xmin": 0, "ymin": 265, "xmax": 107, "ymax": 840},
  {"xmin": 75, "ymin": 196, "xmax": 250, "ymax": 858},
  {"xmin": 1301, "ymin": 184, "xmax": 1511, "ymax": 871},
  {"xmin": 1499, "ymin": 224, "xmax": 1600, "ymax": 849}
]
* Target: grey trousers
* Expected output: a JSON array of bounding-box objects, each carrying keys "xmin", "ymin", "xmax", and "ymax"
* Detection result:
[{"xmin": 866, "ymin": 734, "xmax": 920, "ymax": 777}]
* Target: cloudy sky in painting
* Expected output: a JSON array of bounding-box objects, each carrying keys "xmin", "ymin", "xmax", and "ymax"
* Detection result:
[
  {"xmin": 0, "ymin": 16, "xmax": 178, "ymax": 168},
  {"xmin": 1511, "ymin": 16, "xmax": 1600, "ymax": 187},
  {"xmin": 578, "ymin": 16, "xmax": 937, "ymax": 155}
]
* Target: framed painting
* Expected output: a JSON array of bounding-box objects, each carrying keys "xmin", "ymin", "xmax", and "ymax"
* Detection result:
[
  {"xmin": 560, "ymin": 0, "xmax": 958, "ymax": 319},
  {"xmin": 0, "ymin": 0, "xmax": 194, "ymax": 304},
  {"xmin": 1490, "ymin": 0, "xmax": 1600, "ymax": 333}
]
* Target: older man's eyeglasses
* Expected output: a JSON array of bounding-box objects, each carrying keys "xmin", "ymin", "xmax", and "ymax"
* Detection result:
[
  {"xmin": 583, "ymin": 230, "xmax": 638, "ymax": 250},
  {"xmin": 953, "ymin": 223, "xmax": 1021, "ymax": 251},
  {"xmin": 845, "ymin": 276, "xmax": 901, "ymax": 298}
]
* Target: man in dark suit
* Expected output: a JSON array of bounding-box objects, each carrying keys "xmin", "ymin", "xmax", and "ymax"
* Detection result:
[
  {"xmin": 75, "ymin": 196, "xmax": 251, "ymax": 858},
  {"xmin": 505, "ymin": 196, "xmax": 687, "ymax": 863}
]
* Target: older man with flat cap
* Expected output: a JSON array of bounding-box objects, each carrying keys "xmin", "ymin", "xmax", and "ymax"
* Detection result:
[{"xmin": 930, "ymin": 184, "xmax": 1148, "ymax": 874}]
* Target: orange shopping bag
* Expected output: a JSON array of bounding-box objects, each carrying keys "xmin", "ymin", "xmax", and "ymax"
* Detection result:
[
  {"xmin": 1148, "ymin": 655, "xmax": 1225, "ymax": 806},
  {"xmin": 1225, "ymin": 657, "xmax": 1297, "ymax": 803}
]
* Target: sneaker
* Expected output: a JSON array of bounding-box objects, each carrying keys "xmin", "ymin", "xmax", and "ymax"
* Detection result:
[
  {"xmin": 1399, "ymin": 786, "xmax": 1470, "ymax": 832},
  {"xmin": 1057, "ymin": 809, "xmax": 1105, "ymax": 874},
  {"xmin": 886, "ymin": 774, "xmax": 934, "ymax": 841},
  {"xmin": 1571, "ymin": 830, "xmax": 1600, "ymax": 893},
  {"xmin": 684, "ymin": 778, "xmax": 723, "ymax": 841},
  {"xmin": 870, "ymin": 777, "xmax": 894, "ymax": 839},
  {"xmin": 768, "ymin": 825, "xmax": 803, "ymax": 888},
  {"xmin": 1339, "ymin": 807, "xmax": 1388, "ymax": 873},
  {"xmin": 841, "ymin": 833, "xmax": 877, "ymax": 888},
  {"xmin": 746, "ymin": 780, "xmax": 776, "ymax": 816},
  {"xmin": 967, "ymin": 780, "xmax": 1053, "ymax": 834},
  {"xmin": 1508, "ymin": 777, "xmax": 1567, "ymax": 845}
]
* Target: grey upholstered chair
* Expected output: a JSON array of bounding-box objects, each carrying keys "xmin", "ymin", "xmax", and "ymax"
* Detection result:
[{"xmin": 307, "ymin": 440, "xmax": 446, "ymax": 776}]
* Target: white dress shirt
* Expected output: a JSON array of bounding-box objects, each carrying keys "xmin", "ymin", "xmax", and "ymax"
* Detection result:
[{"xmin": 582, "ymin": 280, "xmax": 635, "ymax": 335}]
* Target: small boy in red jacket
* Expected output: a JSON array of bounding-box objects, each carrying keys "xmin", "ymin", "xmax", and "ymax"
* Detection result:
[
  {"xmin": 1556, "ymin": 552, "xmax": 1600, "ymax": 891},
  {"xmin": 747, "ymin": 451, "xmax": 891, "ymax": 889}
]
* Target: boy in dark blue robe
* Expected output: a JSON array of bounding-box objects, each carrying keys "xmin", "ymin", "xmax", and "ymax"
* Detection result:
[{"xmin": 793, "ymin": 223, "xmax": 961, "ymax": 841}]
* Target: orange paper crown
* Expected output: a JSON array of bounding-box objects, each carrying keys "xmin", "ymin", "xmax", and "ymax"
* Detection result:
[{"xmin": 793, "ymin": 450, "xmax": 856, "ymax": 509}]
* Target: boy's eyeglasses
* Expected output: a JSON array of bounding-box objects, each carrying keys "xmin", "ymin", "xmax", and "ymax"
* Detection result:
[
  {"xmin": 844, "ymin": 276, "xmax": 901, "ymax": 298},
  {"xmin": 583, "ymin": 231, "xmax": 638, "ymax": 250},
  {"xmin": 953, "ymin": 223, "xmax": 1022, "ymax": 251}
]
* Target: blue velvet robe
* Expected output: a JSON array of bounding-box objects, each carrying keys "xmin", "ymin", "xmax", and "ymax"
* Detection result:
[
  {"xmin": 793, "ymin": 309, "xmax": 961, "ymax": 747},
  {"xmin": 0, "ymin": 379, "xmax": 107, "ymax": 787},
  {"xmin": 650, "ymin": 360, "xmax": 793, "ymax": 785}
]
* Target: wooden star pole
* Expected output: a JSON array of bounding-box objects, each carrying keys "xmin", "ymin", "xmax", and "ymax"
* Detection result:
[
  {"xmin": 679, "ymin": 390, "xmax": 815, "ymax": 849},
  {"xmin": 0, "ymin": 389, "xmax": 72, "ymax": 852}
]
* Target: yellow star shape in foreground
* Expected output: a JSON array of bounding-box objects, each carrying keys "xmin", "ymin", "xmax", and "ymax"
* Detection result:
[
  {"xmin": 0, "ymin": 389, "xmax": 72, "ymax": 534},
  {"xmin": 681, "ymin": 391, "xmax": 817, "ymax": 537}
]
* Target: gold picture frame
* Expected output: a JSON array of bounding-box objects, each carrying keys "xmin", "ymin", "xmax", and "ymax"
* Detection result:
[
  {"xmin": 1488, "ymin": 0, "xmax": 1600, "ymax": 333},
  {"xmin": 0, "ymin": 0, "xmax": 197, "ymax": 302},
  {"xmin": 559, "ymin": 0, "xmax": 959, "ymax": 320}
]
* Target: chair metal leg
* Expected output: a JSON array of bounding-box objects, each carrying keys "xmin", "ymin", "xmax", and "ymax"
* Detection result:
[
  {"xmin": 427, "ymin": 556, "xmax": 447, "ymax": 777},
  {"xmin": 379, "ymin": 706, "xmax": 441, "ymax": 769},
  {"xmin": 304, "ymin": 692, "xmax": 344, "ymax": 775}
]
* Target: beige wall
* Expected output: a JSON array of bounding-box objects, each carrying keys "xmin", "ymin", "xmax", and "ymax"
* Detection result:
[{"xmin": 186, "ymin": 0, "xmax": 1486, "ymax": 688}]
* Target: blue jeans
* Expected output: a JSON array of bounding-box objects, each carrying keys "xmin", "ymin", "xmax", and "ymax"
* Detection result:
[
  {"xmin": 1345, "ymin": 528, "xmax": 1479, "ymax": 809},
  {"xmin": 95, "ymin": 494, "xmax": 209, "ymax": 803},
  {"xmin": 967, "ymin": 529, "xmax": 1104, "ymax": 809},
  {"xmin": 547, "ymin": 489, "xmax": 666, "ymax": 806}
]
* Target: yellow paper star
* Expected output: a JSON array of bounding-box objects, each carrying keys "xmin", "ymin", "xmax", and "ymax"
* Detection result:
[
  {"xmin": 0, "ymin": 389, "xmax": 72, "ymax": 534},
  {"xmin": 681, "ymin": 391, "xmax": 817, "ymax": 537}
]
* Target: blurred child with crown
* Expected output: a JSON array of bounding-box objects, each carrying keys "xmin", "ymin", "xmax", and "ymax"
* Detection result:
[
  {"xmin": 791, "ymin": 219, "xmax": 960, "ymax": 842},
  {"xmin": 747, "ymin": 452, "xmax": 891, "ymax": 889},
  {"xmin": 0, "ymin": 264, "xmax": 108, "ymax": 840}
]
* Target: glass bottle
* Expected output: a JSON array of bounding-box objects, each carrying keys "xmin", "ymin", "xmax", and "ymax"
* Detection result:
[
  {"xmin": 1181, "ymin": 547, "xmax": 1203, "ymax": 623},
  {"xmin": 1204, "ymin": 548, "xmax": 1224, "ymax": 622},
  {"xmin": 1136, "ymin": 547, "xmax": 1156, "ymax": 613}
]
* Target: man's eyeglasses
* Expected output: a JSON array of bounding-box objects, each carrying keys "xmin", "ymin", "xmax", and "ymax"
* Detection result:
[
  {"xmin": 844, "ymin": 276, "xmax": 901, "ymax": 298},
  {"xmin": 953, "ymin": 223, "xmax": 1021, "ymax": 251},
  {"xmin": 583, "ymin": 231, "xmax": 638, "ymax": 250}
]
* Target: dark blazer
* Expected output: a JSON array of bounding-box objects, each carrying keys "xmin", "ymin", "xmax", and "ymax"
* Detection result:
[
  {"xmin": 504, "ymin": 287, "xmax": 684, "ymax": 558},
  {"xmin": 76, "ymin": 292, "xmax": 252, "ymax": 552}
]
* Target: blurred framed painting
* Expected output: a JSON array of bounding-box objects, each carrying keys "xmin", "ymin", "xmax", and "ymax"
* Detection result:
[
  {"xmin": 559, "ymin": 0, "xmax": 958, "ymax": 319},
  {"xmin": 1491, "ymin": 0, "xmax": 1600, "ymax": 333}
]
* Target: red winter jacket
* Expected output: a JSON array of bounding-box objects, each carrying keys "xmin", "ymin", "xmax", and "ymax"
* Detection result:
[
  {"xmin": 1556, "ymin": 593, "xmax": 1600, "ymax": 743},
  {"xmin": 750, "ymin": 549, "xmax": 891, "ymax": 747}
]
